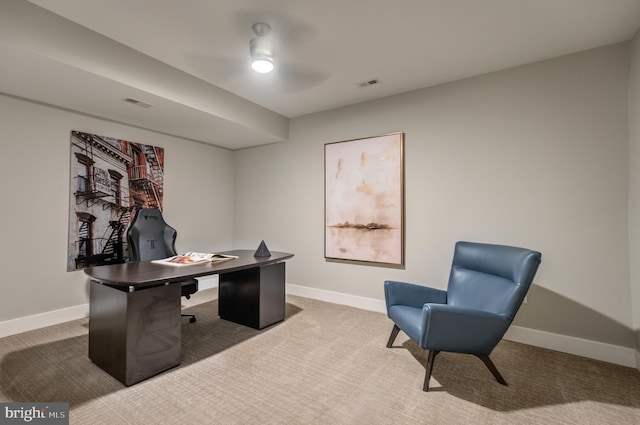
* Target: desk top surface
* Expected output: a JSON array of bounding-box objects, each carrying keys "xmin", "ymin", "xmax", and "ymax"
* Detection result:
[{"xmin": 84, "ymin": 250, "xmax": 294, "ymax": 288}]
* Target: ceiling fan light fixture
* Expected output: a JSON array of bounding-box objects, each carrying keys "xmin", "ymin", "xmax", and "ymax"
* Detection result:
[
  {"xmin": 250, "ymin": 23, "xmax": 274, "ymax": 73},
  {"xmin": 251, "ymin": 58, "xmax": 274, "ymax": 73}
]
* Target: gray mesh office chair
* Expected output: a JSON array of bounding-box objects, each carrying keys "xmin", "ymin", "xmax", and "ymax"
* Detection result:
[{"xmin": 127, "ymin": 208, "xmax": 198, "ymax": 323}]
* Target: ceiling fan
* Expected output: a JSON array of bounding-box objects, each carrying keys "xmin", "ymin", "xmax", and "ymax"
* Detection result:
[
  {"xmin": 184, "ymin": 14, "xmax": 331, "ymax": 94},
  {"xmin": 249, "ymin": 22, "xmax": 275, "ymax": 73}
]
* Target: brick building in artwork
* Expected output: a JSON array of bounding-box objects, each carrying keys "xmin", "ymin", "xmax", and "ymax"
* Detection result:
[{"xmin": 68, "ymin": 131, "xmax": 164, "ymax": 270}]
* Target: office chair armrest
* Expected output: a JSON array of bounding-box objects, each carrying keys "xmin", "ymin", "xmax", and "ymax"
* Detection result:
[
  {"xmin": 420, "ymin": 304, "xmax": 510, "ymax": 354},
  {"xmin": 384, "ymin": 280, "xmax": 447, "ymax": 310}
]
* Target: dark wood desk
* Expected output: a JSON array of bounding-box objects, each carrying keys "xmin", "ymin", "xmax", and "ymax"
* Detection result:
[{"xmin": 84, "ymin": 250, "xmax": 294, "ymax": 386}]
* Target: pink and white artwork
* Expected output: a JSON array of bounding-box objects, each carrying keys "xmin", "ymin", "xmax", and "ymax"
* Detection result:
[{"xmin": 325, "ymin": 132, "xmax": 404, "ymax": 266}]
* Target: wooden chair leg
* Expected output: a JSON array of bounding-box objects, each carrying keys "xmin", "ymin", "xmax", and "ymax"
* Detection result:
[
  {"xmin": 386, "ymin": 324, "xmax": 401, "ymax": 348},
  {"xmin": 475, "ymin": 354, "xmax": 507, "ymax": 386},
  {"xmin": 423, "ymin": 350, "xmax": 440, "ymax": 392}
]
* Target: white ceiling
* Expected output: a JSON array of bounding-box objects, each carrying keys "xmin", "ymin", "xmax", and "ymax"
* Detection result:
[{"xmin": 2, "ymin": 0, "xmax": 640, "ymax": 149}]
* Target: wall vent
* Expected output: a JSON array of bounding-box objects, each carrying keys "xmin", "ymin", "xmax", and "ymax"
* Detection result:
[{"xmin": 357, "ymin": 78, "xmax": 380, "ymax": 88}]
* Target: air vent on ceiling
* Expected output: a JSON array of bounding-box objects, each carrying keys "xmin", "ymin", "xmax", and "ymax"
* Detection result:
[
  {"xmin": 124, "ymin": 98, "xmax": 153, "ymax": 108},
  {"xmin": 357, "ymin": 78, "xmax": 380, "ymax": 88}
]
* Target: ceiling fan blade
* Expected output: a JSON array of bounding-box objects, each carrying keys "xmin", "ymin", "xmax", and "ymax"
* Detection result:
[
  {"xmin": 182, "ymin": 55, "xmax": 249, "ymax": 84},
  {"xmin": 273, "ymin": 62, "xmax": 331, "ymax": 93}
]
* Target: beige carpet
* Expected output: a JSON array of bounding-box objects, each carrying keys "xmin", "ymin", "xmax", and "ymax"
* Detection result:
[{"xmin": 1, "ymin": 289, "xmax": 639, "ymax": 425}]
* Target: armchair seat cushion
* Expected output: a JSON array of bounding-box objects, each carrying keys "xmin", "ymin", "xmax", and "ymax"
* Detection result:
[{"xmin": 388, "ymin": 305, "xmax": 424, "ymax": 344}]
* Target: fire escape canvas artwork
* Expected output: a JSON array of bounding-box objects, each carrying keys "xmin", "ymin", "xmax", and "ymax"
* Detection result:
[{"xmin": 67, "ymin": 130, "xmax": 165, "ymax": 271}]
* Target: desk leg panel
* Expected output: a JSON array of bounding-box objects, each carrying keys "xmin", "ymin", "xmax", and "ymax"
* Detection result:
[
  {"xmin": 89, "ymin": 281, "xmax": 127, "ymax": 383},
  {"xmin": 259, "ymin": 262, "xmax": 286, "ymax": 329},
  {"xmin": 219, "ymin": 262, "xmax": 286, "ymax": 329},
  {"xmin": 89, "ymin": 281, "xmax": 181, "ymax": 386}
]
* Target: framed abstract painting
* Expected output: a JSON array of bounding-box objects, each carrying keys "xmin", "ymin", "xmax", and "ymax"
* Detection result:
[{"xmin": 324, "ymin": 132, "xmax": 404, "ymax": 266}]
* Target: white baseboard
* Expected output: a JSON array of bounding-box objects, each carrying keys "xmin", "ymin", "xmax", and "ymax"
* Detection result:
[
  {"xmin": 0, "ymin": 304, "xmax": 89, "ymax": 338},
  {"xmin": 286, "ymin": 284, "xmax": 637, "ymax": 368},
  {"xmin": 286, "ymin": 283, "xmax": 387, "ymax": 313},
  {"xmin": 1, "ymin": 281, "xmax": 636, "ymax": 369},
  {"xmin": 0, "ymin": 276, "xmax": 220, "ymax": 339},
  {"xmin": 196, "ymin": 275, "xmax": 219, "ymax": 291},
  {"xmin": 504, "ymin": 326, "xmax": 636, "ymax": 368}
]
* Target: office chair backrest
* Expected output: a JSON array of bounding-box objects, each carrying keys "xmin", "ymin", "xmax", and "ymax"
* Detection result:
[
  {"xmin": 127, "ymin": 208, "xmax": 178, "ymax": 262},
  {"xmin": 446, "ymin": 241, "xmax": 541, "ymax": 320}
]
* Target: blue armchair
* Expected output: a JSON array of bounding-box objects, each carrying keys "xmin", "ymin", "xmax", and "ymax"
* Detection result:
[{"xmin": 384, "ymin": 241, "xmax": 541, "ymax": 391}]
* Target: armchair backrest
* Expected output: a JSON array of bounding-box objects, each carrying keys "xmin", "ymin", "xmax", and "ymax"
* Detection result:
[
  {"xmin": 446, "ymin": 241, "xmax": 541, "ymax": 320},
  {"xmin": 127, "ymin": 208, "xmax": 178, "ymax": 262}
]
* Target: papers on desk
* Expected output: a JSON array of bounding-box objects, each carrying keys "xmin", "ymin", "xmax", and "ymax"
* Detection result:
[{"xmin": 151, "ymin": 252, "xmax": 239, "ymax": 267}]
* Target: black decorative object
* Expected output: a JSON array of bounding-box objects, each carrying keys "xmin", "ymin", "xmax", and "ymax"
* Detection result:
[{"xmin": 254, "ymin": 240, "xmax": 271, "ymax": 257}]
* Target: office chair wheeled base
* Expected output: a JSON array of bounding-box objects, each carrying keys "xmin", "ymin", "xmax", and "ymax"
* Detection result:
[
  {"xmin": 386, "ymin": 324, "xmax": 508, "ymax": 392},
  {"xmin": 182, "ymin": 292, "xmax": 197, "ymax": 323}
]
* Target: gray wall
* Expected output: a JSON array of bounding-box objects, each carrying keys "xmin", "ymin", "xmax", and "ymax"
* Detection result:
[
  {"xmin": 0, "ymin": 40, "xmax": 635, "ymax": 362},
  {"xmin": 234, "ymin": 43, "xmax": 634, "ymax": 349},
  {"xmin": 630, "ymin": 28, "xmax": 640, "ymax": 366},
  {"xmin": 0, "ymin": 94, "xmax": 235, "ymax": 323}
]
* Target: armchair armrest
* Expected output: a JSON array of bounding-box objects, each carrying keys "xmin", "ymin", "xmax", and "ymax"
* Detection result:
[
  {"xmin": 420, "ymin": 304, "xmax": 510, "ymax": 354},
  {"xmin": 384, "ymin": 280, "xmax": 447, "ymax": 310}
]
